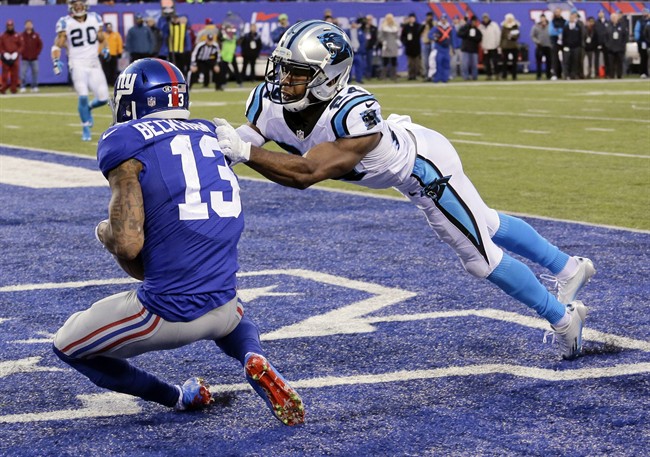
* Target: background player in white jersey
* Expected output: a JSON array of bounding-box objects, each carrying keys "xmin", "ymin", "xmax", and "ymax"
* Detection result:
[
  {"xmin": 214, "ymin": 20, "xmax": 596, "ymax": 361},
  {"xmin": 51, "ymin": 0, "xmax": 109, "ymax": 141},
  {"xmin": 52, "ymin": 59, "xmax": 304, "ymax": 426}
]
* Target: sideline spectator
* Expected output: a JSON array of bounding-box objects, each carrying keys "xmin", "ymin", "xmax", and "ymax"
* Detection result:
[
  {"xmin": 431, "ymin": 14, "xmax": 454, "ymax": 83},
  {"xmin": 562, "ymin": 10, "xmax": 584, "ymax": 80},
  {"xmin": 401, "ymin": 13, "xmax": 422, "ymax": 80},
  {"xmin": 147, "ymin": 17, "xmax": 162, "ymax": 58},
  {"xmin": 420, "ymin": 12, "xmax": 435, "ymax": 81},
  {"xmin": 20, "ymin": 19, "xmax": 42, "ymax": 93},
  {"xmin": 479, "ymin": 13, "xmax": 500, "ymax": 80},
  {"xmin": 189, "ymin": 32, "xmax": 220, "ymax": 89},
  {"xmin": 349, "ymin": 18, "xmax": 366, "ymax": 83},
  {"xmin": 166, "ymin": 14, "xmax": 192, "ymax": 75},
  {"xmin": 271, "ymin": 14, "xmax": 290, "ymax": 45},
  {"xmin": 500, "ymin": 13, "xmax": 520, "ymax": 80},
  {"xmin": 594, "ymin": 10, "xmax": 609, "ymax": 78},
  {"xmin": 218, "ymin": 23, "xmax": 242, "ymax": 89},
  {"xmin": 634, "ymin": 8, "xmax": 650, "ymax": 78},
  {"xmin": 378, "ymin": 13, "xmax": 400, "ymax": 81},
  {"xmin": 458, "ymin": 16, "xmax": 482, "ymax": 81},
  {"xmin": 606, "ymin": 12, "xmax": 627, "ymax": 79},
  {"xmin": 240, "ymin": 23, "xmax": 262, "ymax": 82},
  {"xmin": 584, "ymin": 17, "xmax": 599, "ymax": 78},
  {"xmin": 0, "ymin": 19, "xmax": 22, "ymax": 95},
  {"xmin": 450, "ymin": 16, "xmax": 464, "ymax": 79},
  {"xmin": 196, "ymin": 18, "xmax": 218, "ymax": 43},
  {"xmin": 549, "ymin": 8, "xmax": 566, "ymax": 80},
  {"xmin": 531, "ymin": 15, "xmax": 552, "ymax": 80},
  {"xmin": 126, "ymin": 14, "xmax": 153, "ymax": 63},
  {"xmin": 363, "ymin": 15, "xmax": 378, "ymax": 79},
  {"xmin": 102, "ymin": 22, "xmax": 123, "ymax": 86}
]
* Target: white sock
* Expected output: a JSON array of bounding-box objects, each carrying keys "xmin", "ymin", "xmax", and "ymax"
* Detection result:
[
  {"xmin": 554, "ymin": 309, "xmax": 571, "ymax": 328},
  {"xmin": 556, "ymin": 256, "xmax": 579, "ymax": 280}
]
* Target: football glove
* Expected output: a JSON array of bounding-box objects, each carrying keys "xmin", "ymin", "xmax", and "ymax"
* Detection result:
[
  {"xmin": 53, "ymin": 58, "xmax": 63, "ymax": 75},
  {"xmin": 213, "ymin": 118, "xmax": 251, "ymax": 165}
]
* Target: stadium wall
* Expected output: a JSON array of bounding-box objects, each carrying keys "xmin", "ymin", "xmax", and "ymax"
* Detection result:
[{"xmin": 3, "ymin": 1, "xmax": 649, "ymax": 85}]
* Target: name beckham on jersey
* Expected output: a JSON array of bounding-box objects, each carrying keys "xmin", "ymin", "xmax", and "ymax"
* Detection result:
[{"xmin": 130, "ymin": 119, "xmax": 212, "ymax": 140}]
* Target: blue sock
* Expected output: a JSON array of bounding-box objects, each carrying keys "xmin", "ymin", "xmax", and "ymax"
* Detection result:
[
  {"xmin": 492, "ymin": 213, "xmax": 569, "ymax": 275},
  {"xmin": 77, "ymin": 96, "xmax": 91, "ymax": 124},
  {"xmin": 53, "ymin": 346, "xmax": 179, "ymax": 407},
  {"xmin": 487, "ymin": 253, "xmax": 566, "ymax": 324},
  {"xmin": 90, "ymin": 99, "xmax": 108, "ymax": 110},
  {"xmin": 215, "ymin": 315, "xmax": 264, "ymax": 366}
]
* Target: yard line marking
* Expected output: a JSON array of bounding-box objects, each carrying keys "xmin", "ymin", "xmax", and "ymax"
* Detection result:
[
  {"xmin": 3, "ymin": 125, "xmax": 20, "ymax": 129},
  {"xmin": 451, "ymin": 139, "xmax": 649, "ymax": 159},
  {"xmin": 632, "ymin": 104, "xmax": 650, "ymax": 110},
  {"xmin": 585, "ymin": 127, "xmax": 615, "ymax": 132},
  {"xmin": 521, "ymin": 129, "xmax": 550, "ymax": 134},
  {"xmin": 212, "ymin": 362, "xmax": 650, "ymax": 394},
  {"xmin": 436, "ymin": 108, "xmax": 650, "ymax": 124},
  {"xmin": 526, "ymin": 109, "xmax": 549, "ymax": 113},
  {"xmin": 581, "ymin": 108, "xmax": 604, "ymax": 112},
  {"xmin": 452, "ymin": 131, "xmax": 482, "ymax": 136},
  {"xmin": 0, "ymin": 108, "xmax": 112, "ymax": 118}
]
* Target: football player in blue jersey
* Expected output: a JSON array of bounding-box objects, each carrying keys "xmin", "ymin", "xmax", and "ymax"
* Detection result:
[
  {"xmin": 52, "ymin": 58, "xmax": 304, "ymax": 426},
  {"xmin": 214, "ymin": 20, "xmax": 595, "ymax": 361}
]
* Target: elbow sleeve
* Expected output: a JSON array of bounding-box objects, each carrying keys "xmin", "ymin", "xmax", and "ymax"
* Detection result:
[{"xmin": 236, "ymin": 124, "xmax": 267, "ymax": 148}]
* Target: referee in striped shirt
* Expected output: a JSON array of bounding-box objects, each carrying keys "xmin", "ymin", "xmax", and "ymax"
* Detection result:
[{"xmin": 189, "ymin": 33, "xmax": 221, "ymax": 89}]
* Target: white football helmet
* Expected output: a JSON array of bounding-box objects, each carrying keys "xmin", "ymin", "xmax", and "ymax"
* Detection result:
[
  {"xmin": 68, "ymin": 0, "xmax": 88, "ymax": 18},
  {"xmin": 264, "ymin": 20, "xmax": 353, "ymax": 112}
]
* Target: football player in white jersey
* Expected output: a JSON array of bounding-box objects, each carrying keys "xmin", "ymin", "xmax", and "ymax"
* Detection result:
[
  {"xmin": 51, "ymin": 0, "xmax": 109, "ymax": 141},
  {"xmin": 214, "ymin": 20, "xmax": 596, "ymax": 361}
]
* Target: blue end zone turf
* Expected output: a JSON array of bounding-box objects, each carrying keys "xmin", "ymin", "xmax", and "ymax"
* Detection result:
[{"xmin": 1, "ymin": 147, "xmax": 649, "ymax": 456}]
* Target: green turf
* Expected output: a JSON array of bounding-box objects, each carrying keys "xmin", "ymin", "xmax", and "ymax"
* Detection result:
[{"xmin": 1, "ymin": 76, "xmax": 649, "ymax": 230}]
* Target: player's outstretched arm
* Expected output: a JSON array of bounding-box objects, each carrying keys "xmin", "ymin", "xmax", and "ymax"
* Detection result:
[
  {"xmin": 97, "ymin": 159, "xmax": 145, "ymax": 260},
  {"xmin": 214, "ymin": 118, "xmax": 379, "ymax": 189}
]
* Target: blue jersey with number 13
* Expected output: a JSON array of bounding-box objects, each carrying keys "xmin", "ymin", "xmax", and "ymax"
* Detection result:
[{"xmin": 97, "ymin": 118, "xmax": 243, "ymax": 322}]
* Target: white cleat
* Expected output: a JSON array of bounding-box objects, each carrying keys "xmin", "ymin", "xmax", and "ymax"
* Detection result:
[
  {"xmin": 546, "ymin": 300, "xmax": 588, "ymax": 360},
  {"xmin": 557, "ymin": 257, "xmax": 596, "ymax": 304}
]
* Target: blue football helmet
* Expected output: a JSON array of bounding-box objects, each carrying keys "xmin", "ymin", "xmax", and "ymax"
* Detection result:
[
  {"xmin": 112, "ymin": 58, "xmax": 190, "ymax": 124},
  {"xmin": 265, "ymin": 20, "xmax": 353, "ymax": 112}
]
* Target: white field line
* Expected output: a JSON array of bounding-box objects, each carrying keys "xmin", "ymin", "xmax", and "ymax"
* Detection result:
[
  {"xmin": 450, "ymin": 138, "xmax": 648, "ymax": 159},
  {"xmin": 1, "ymin": 144, "xmax": 648, "ymax": 234},
  {"xmin": 435, "ymin": 108, "xmax": 650, "ymax": 124},
  {"xmin": 212, "ymin": 362, "xmax": 650, "ymax": 394}
]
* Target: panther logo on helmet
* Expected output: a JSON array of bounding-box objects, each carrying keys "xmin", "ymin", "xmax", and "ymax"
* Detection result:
[
  {"xmin": 317, "ymin": 32, "xmax": 353, "ymax": 65},
  {"xmin": 264, "ymin": 20, "xmax": 353, "ymax": 113}
]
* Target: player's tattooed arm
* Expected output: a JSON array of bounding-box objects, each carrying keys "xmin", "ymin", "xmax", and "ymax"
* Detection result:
[{"xmin": 97, "ymin": 159, "xmax": 145, "ymax": 260}]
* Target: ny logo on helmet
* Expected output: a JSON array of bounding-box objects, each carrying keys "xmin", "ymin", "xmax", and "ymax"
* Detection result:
[
  {"xmin": 115, "ymin": 72, "xmax": 137, "ymax": 96},
  {"xmin": 317, "ymin": 32, "xmax": 352, "ymax": 65}
]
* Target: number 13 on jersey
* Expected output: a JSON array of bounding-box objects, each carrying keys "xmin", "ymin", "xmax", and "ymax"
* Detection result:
[{"xmin": 171, "ymin": 134, "xmax": 242, "ymax": 220}]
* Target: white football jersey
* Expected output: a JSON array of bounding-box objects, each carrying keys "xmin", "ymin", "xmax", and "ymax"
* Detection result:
[
  {"xmin": 243, "ymin": 84, "xmax": 417, "ymax": 189},
  {"xmin": 56, "ymin": 12, "xmax": 103, "ymax": 65}
]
